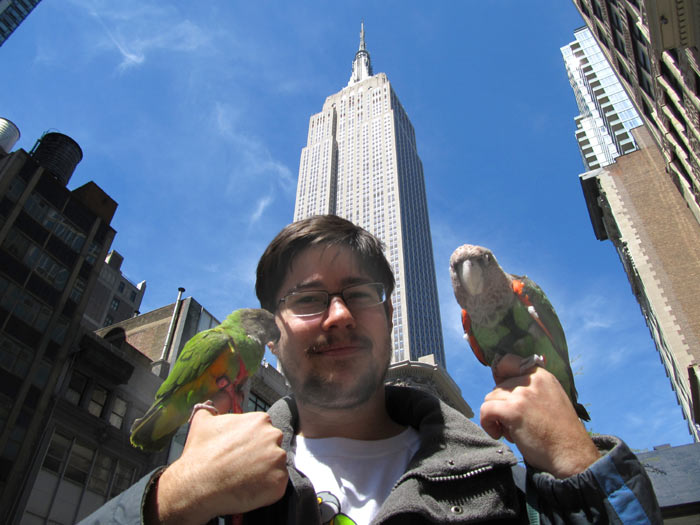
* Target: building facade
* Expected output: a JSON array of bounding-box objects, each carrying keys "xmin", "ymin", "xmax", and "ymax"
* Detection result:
[
  {"xmin": 0, "ymin": 0, "xmax": 42, "ymax": 46},
  {"xmin": 0, "ymin": 129, "xmax": 122, "ymax": 519},
  {"xmin": 571, "ymin": 0, "xmax": 700, "ymax": 224},
  {"xmin": 17, "ymin": 330, "xmax": 164, "ymax": 524},
  {"xmin": 82, "ymin": 250, "xmax": 146, "ymax": 331},
  {"xmin": 562, "ymin": 9, "xmax": 700, "ymax": 441},
  {"xmin": 293, "ymin": 25, "xmax": 446, "ymax": 367}
]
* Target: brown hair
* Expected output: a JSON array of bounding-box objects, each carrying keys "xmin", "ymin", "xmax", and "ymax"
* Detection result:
[{"xmin": 255, "ymin": 215, "xmax": 395, "ymax": 312}]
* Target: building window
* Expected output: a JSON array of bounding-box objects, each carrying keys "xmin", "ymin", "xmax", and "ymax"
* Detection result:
[
  {"xmin": 103, "ymin": 315, "xmax": 114, "ymax": 327},
  {"xmin": 0, "ymin": 335, "xmax": 33, "ymax": 378},
  {"xmin": 65, "ymin": 441, "xmax": 94, "ymax": 485},
  {"xmin": 129, "ymin": 290, "xmax": 137, "ymax": 302},
  {"xmin": 110, "ymin": 297, "xmax": 120, "ymax": 311},
  {"xmin": 246, "ymin": 392, "xmax": 270, "ymax": 412},
  {"xmin": 109, "ymin": 396, "xmax": 127, "ymax": 429},
  {"xmin": 65, "ymin": 371, "xmax": 88, "ymax": 406},
  {"xmin": 88, "ymin": 451, "xmax": 114, "ymax": 496},
  {"xmin": 118, "ymin": 281, "xmax": 125, "ymax": 293},
  {"xmin": 42, "ymin": 430, "xmax": 71, "ymax": 474},
  {"xmin": 88, "ymin": 385, "xmax": 108, "ymax": 418},
  {"xmin": 33, "ymin": 430, "xmax": 138, "ymax": 521},
  {"xmin": 111, "ymin": 461, "xmax": 136, "ymax": 498}
]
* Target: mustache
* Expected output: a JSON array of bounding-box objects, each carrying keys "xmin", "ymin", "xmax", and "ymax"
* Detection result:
[{"xmin": 306, "ymin": 333, "xmax": 373, "ymax": 354}]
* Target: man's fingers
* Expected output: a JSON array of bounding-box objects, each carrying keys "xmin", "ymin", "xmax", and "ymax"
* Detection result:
[
  {"xmin": 211, "ymin": 389, "xmax": 233, "ymax": 413},
  {"xmin": 480, "ymin": 399, "xmax": 515, "ymax": 442},
  {"xmin": 492, "ymin": 353, "xmax": 544, "ymax": 384},
  {"xmin": 188, "ymin": 392, "xmax": 233, "ymax": 426}
]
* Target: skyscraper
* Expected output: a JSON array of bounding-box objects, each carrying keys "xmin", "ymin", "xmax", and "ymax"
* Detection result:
[
  {"xmin": 570, "ymin": 0, "xmax": 700, "ymax": 225},
  {"xmin": 0, "ymin": 0, "xmax": 42, "ymax": 46},
  {"xmin": 561, "ymin": 8, "xmax": 700, "ymax": 441},
  {"xmin": 294, "ymin": 25, "xmax": 445, "ymax": 368},
  {"xmin": 562, "ymin": 27, "xmax": 643, "ymax": 170}
]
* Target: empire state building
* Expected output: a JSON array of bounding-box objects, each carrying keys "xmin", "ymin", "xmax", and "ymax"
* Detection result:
[{"xmin": 293, "ymin": 25, "xmax": 445, "ymax": 368}]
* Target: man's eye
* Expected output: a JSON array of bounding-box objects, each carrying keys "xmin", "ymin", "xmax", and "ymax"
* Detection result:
[
  {"xmin": 346, "ymin": 290, "xmax": 371, "ymax": 300},
  {"xmin": 291, "ymin": 294, "xmax": 324, "ymax": 306}
]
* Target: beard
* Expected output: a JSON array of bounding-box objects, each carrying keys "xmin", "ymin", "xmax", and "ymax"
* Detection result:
[{"xmin": 278, "ymin": 332, "xmax": 392, "ymax": 410}]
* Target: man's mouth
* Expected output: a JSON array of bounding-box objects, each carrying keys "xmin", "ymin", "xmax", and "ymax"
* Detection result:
[{"xmin": 308, "ymin": 336, "xmax": 371, "ymax": 356}]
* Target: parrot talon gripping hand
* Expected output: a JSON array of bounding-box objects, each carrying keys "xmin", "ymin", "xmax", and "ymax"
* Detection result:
[
  {"xmin": 449, "ymin": 244, "xmax": 590, "ymax": 421},
  {"xmin": 129, "ymin": 308, "xmax": 280, "ymax": 451},
  {"xmin": 188, "ymin": 400, "xmax": 219, "ymax": 423}
]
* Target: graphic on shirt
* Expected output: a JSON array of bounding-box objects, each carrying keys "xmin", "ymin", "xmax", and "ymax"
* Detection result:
[{"xmin": 317, "ymin": 491, "xmax": 356, "ymax": 525}]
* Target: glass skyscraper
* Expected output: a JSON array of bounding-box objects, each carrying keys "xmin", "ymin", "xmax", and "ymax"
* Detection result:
[
  {"xmin": 561, "ymin": 27, "xmax": 643, "ymax": 170},
  {"xmin": 0, "ymin": 0, "xmax": 42, "ymax": 47},
  {"xmin": 293, "ymin": 25, "xmax": 445, "ymax": 367}
]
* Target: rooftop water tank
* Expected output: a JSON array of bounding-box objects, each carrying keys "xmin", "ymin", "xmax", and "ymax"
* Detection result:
[
  {"xmin": 30, "ymin": 132, "xmax": 83, "ymax": 185},
  {"xmin": 0, "ymin": 118, "xmax": 20, "ymax": 154}
]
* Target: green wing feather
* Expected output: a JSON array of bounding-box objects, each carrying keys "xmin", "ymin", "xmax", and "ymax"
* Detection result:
[
  {"xmin": 518, "ymin": 275, "xmax": 590, "ymax": 421},
  {"xmin": 130, "ymin": 326, "xmax": 239, "ymax": 451},
  {"xmin": 155, "ymin": 326, "xmax": 234, "ymax": 402},
  {"xmin": 129, "ymin": 308, "xmax": 275, "ymax": 451}
]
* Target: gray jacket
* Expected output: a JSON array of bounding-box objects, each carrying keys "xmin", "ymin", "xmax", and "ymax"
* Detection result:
[{"xmin": 80, "ymin": 386, "xmax": 661, "ymax": 524}]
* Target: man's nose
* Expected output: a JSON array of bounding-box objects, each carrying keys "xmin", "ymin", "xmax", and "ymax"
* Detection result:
[{"xmin": 321, "ymin": 295, "xmax": 357, "ymax": 330}]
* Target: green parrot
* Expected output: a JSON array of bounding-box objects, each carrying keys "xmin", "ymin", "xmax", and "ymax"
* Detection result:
[
  {"xmin": 130, "ymin": 308, "xmax": 280, "ymax": 451},
  {"xmin": 449, "ymin": 244, "xmax": 590, "ymax": 421}
]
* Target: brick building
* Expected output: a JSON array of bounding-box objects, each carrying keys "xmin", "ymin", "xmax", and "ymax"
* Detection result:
[{"xmin": 567, "ymin": 0, "xmax": 700, "ymax": 441}]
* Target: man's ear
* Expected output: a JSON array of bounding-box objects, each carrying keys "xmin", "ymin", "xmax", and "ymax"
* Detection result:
[{"xmin": 267, "ymin": 341, "xmax": 277, "ymax": 355}]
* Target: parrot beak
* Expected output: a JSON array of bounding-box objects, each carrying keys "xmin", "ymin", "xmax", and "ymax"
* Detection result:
[{"xmin": 460, "ymin": 260, "xmax": 484, "ymax": 296}]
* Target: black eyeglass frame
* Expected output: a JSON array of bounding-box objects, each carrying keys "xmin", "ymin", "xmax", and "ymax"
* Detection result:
[{"xmin": 277, "ymin": 282, "xmax": 387, "ymax": 317}]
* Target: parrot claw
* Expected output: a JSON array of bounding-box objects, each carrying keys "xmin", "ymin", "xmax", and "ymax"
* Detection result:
[
  {"xmin": 188, "ymin": 400, "xmax": 219, "ymax": 423},
  {"xmin": 519, "ymin": 354, "xmax": 545, "ymax": 374}
]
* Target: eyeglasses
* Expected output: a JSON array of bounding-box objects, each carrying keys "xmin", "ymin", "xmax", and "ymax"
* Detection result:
[{"xmin": 278, "ymin": 282, "xmax": 387, "ymax": 317}]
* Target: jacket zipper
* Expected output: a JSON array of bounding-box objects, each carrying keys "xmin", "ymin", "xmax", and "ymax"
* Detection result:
[{"xmin": 393, "ymin": 464, "xmax": 493, "ymax": 488}]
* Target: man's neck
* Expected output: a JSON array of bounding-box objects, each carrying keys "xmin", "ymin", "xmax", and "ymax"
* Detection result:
[{"xmin": 296, "ymin": 389, "xmax": 405, "ymax": 440}]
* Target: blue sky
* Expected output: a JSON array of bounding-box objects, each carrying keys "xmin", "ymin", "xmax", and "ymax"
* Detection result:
[{"xmin": 1, "ymin": 0, "xmax": 693, "ymax": 451}]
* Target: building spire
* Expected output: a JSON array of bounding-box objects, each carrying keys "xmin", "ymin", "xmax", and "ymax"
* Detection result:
[
  {"xmin": 348, "ymin": 21, "xmax": 373, "ymax": 86},
  {"xmin": 359, "ymin": 21, "xmax": 366, "ymax": 51}
]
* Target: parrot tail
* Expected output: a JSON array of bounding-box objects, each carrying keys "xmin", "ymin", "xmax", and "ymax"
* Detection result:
[
  {"xmin": 575, "ymin": 402, "xmax": 591, "ymax": 422},
  {"xmin": 129, "ymin": 401, "xmax": 183, "ymax": 451}
]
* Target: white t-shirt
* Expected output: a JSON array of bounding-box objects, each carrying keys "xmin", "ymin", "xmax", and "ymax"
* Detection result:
[{"xmin": 294, "ymin": 427, "xmax": 421, "ymax": 525}]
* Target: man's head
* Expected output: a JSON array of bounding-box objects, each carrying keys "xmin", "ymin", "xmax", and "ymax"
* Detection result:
[
  {"xmin": 255, "ymin": 215, "xmax": 395, "ymax": 314},
  {"xmin": 255, "ymin": 215, "xmax": 395, "ymax": 411}
]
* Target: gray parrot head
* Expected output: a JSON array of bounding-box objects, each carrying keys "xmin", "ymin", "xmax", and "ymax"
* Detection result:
[
  {"xmin": 238, "ymin": 308, "xmax": 281, "ymax": 347},
  {"xmin": 449, "ymin": 244, "xmax": 511, "ymax": 312}
]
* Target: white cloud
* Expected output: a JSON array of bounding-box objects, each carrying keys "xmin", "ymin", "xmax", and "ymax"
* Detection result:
[
  {"xmin": 251, "ymin": 195, "xmax": 273, "ymax": 225},
  {"xmin": 212, "ymin": 101, "xmax": 296, "ymax": 194},
  {"xmin": 70, "ymin": 1, "xmax": 211, "ymax": 71}
]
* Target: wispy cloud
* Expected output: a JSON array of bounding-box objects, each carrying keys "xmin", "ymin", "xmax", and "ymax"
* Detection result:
[
  {"xmin": 212, "ymin": 101, "xmax": 296, "ymax": 193},
  {"xmin": 251, "ymin": 195, "xmax": 273, "ymax": 225},
  {"xmin": 71, "ymin": 1, "xmax": 211, "ymax": 71}
]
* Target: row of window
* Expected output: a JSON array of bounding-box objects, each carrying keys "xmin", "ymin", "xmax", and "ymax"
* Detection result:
[
  {"xmin": 65, "ymin": 371, "xmax": 128, "ymax": 430},
  {"xmin": 42, "ymin": 429, "xmax": 136, "ymax": 499},
  {"xmin": 0, "ymin": 274, "xmax": 71, "ymax": 344}
]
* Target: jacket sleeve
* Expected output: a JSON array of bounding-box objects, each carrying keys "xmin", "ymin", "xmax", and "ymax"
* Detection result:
[
  {"xmin": 526, "ymin": 435, "xmax": 662, "ymax": 524},
  {"xmin": 77, "ymin": 467, "xmax": 166, "ymax": 525}
]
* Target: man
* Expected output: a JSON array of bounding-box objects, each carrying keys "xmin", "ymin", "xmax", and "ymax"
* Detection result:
[{"xmin": 83, "ymin": 215, "xmax": 660, "ymax": 524}]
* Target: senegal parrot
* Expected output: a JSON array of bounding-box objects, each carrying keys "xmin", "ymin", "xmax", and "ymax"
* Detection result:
[
  {"xmin": 449, "ymin": 244, "xmax": 590, "ymax": 421},
  {"xmin": 130, "ymin": 308, "xmax": 280, "ymax": 451}
]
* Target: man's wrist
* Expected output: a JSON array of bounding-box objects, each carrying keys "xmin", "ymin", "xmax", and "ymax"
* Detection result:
[{"xmin": 143, "ymin": 467, "xmax": 167, "ymax": 525}]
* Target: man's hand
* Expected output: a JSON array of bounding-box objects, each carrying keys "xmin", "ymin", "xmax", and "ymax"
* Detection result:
[
  {"xmin": 480, "ymin": 354, "xmax": 600, "ymax": 478},
  {"xmin": 147, "ymin": 394, "xmax": 288, "ymax": 524}
]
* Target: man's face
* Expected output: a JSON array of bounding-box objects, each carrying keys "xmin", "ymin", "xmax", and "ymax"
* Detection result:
[{"xmin": 272, "ymin": 244, "xmax": 393, "ymax": 411}]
